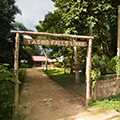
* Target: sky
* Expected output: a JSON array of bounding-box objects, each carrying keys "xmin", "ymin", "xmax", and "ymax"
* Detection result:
[{"xmin": 15, "ymin": 0, "xmax": 56, "ymax": 31}]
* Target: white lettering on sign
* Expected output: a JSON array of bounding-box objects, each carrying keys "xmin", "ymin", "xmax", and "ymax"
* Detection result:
[
  {"xmin": 32, "ymin": 40, "xmax": 36, "ymax": 44},
  {"xmin": 24, "ymin": 39, "xmax": 87, "ymax": 47},
  {"xmin": 27, "ymin": 40, "xmax": 31, "ymax": 44}
]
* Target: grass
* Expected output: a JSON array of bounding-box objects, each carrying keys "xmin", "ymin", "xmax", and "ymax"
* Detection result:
[
  {"xmin": 44, "ymin": 68, "xmax": 85, "ymax": 87},
  {"xmin": 15, "ymin": 115, "xmax": 26, "ymax": 120},
  {"xmin": 89, "ymin": 94, "xmax": 120, "ymax": 112},
  {"xmin": 44, "ymin": 68, "xmax": 86, "ymax": 97},
  {"xmin": 99, "ymin": 73, "xmax": 116, "ymax": 80},
  {"xmin": 44, "ymin": 68, "xmax": 120, "ymax": 112},
  {"xmin": 44, "ymin": 68, "xmax": 116, "ymax": 86},
  {"xmin": 44, "ymin": 68, "xmax": 117, "ymax": 96}
]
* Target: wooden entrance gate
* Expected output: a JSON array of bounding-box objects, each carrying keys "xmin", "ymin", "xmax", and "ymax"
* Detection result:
[{"xmin": 11, "ymin": 30, "xmax": 94, "ymax": 116}]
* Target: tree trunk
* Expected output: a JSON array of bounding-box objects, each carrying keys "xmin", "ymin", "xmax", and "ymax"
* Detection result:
[
  {"xmin": 70, "ymin": 67, "xmax": 73, "ymax": 74},
  {"xmin": 64, "ymin": 66, "xmax": 66, "ymax": 74},
  {"xmin": 74, "ymin": 46, "xmax": 80, "ymax": 84},
  {"xmin": 70, "ymin": 49, "xmax": 74, "ymax": 74}
]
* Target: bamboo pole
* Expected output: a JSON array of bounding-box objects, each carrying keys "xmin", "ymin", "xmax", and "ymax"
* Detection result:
[
  {"xmin": 86, "ymin": 26, "xmax": 93, "ymax": 106},
  {"xmin": 11, "ymin": 30, "xmax": 94, "ymax": 39},
  {"xmin": 13, "ymin": 33, "xmax": 20, "ymax": 118}
]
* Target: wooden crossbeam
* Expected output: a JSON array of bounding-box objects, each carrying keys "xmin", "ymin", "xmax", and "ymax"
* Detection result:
[{"xmin": 11, "ymin": 30, "xmax": 94, "ymax": 39}]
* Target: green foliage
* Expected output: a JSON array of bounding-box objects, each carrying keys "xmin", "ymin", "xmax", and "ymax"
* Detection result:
[
  {"xmin": 20, "ymin": 63, "xmax": 29, "ymax": 68},
  {"xmin": 90, "ymin": 70, "xmax": 101, "ymax": 88},
  {"xmin": 91, "ymin": 55, "xmax": 120, "ymax": 75},
  {"xmin": 51, "ymin": 0, "xmax": 120, "ymax": 57},
  {"xmin": 91, "ymin": 54, "xmax": 114, "ymax": 75},
  {"xmin": 108, "ymin": 56, "xmax": 120, "ymax": 75},
  {"xmin": 89, "ymin": 94, "xmax": 120, "ymax": 112},
  {"xmin": 0, "ymin": 0, "xmax": 38, "ymax": 67},
  {"xmin": 19, "ymin": 69, "xmax": 26, "ymax": 83},
  {"xmin": 92, "ymin": 54, "xmax": 109, "ymax": 69},
  {"xmin": 23, "ymin": 45, "xmax": 42, "ymax": 56},
  {"xmin": 19, "ymin": 48, "xmax": 33, "ymax": 68},
  {"xmin": 108, "ymin": 57, "xmax": 116, "ymax": 73},
  {"xmin": 99, "ymin": 74, "xmax": 116, "ymax": 80},
  {"xmin": 54, "ymin": 62, "xmax": 63, "ymax": 67},
  {"xmin": 35, "ymin": 10, "xmax": 65, "ymax": 34},
  {"xmin": 0, "ymin": 64, "xmax": 14, "ymax": 120},
  {"xmin": 35, "ymin": 10, "xmax": 66, "ymax": 60},
  {"xmin": 0, "ymin": 64, "xmax": 26, "ymax": 120},
  {"xmin": 115, "ymin": 56, "xmax": 120, "ymax": 75},
  {"xmin": 44, "ymin": 68, "xmax": 85, "ymax": 86},
  {"xmin": 36, "ymin": 0, "xmax": 120, "ymax": 77},
  {"xmin": 0, "ymin": 0, "xmax": 20, "ymax": 65},
  {"xmin": 44, "ymin": 68, "xmax": 75, "ymax": 86}
]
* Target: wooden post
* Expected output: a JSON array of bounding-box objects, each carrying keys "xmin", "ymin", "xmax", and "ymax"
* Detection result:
[
  {"xmin": 45, "ymin": 55, "xmax": 48, "ymax": 71},
  {"xmin": 13, "ymin": 33, "xmax": 20, "ymax": 118},
  {"xmin": 74, "ymin": 46, "xmax": 80, "ymax": 84},
  {"xmin": 116, "ymin": 5, "xmax": 120, "ymax": 92},
  {"xmin": 117, "ymin": 5, "xmax": 120, "ymax": 57},
  {"xmin": 43, "ymin": 49, "xmax": 48, "ymax": 71},
  {"xmin": 86, "ymin": 26, "xmax": 93, "ymax": 106},
  {"xmin": 117, "ymin": 6, "xmax": 120, "ymax": 78}
]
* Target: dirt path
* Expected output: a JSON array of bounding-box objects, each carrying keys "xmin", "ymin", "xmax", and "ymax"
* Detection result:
[
  {"xmin": 18, "ymin": 68, "xmax": 85, "ymax": 120},
  {"xmin": 18, "ymin": 68, "xmax": 120, "ymax": 120}
]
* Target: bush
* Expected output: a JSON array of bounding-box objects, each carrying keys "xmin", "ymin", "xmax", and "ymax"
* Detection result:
[
  {"xmin": 91, "ymin": 69, "xmax": 101, "ymax": 88},
  {"xmin": 0, "ymin": 64, "xmax": 14, "ymax": 120},
  {"xmin": 0, "ymin": 64, "xmax": 26, "ymax": 120},
  {"xmin": 20, "ymin": 63, "xmax": 29, "ymax": 68},
  {"xmin": 91, "ymin": 54, "xmax": 109, "ymax": 75},
  {"xmin": 19, "ymin": 69, "xmax": 26, "ymax": 83}
]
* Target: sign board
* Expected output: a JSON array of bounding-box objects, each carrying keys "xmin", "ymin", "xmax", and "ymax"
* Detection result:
[{"xmin": 24, "ymin": 39, "xmax": 87, "ymax": 47}]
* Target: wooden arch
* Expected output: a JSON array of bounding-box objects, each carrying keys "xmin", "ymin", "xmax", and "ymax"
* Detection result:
[{"xmin": 11, "ymin": 29, "xmax": 94, "ymax": 115}]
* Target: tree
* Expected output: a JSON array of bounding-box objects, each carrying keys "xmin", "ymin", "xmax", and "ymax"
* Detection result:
[
  {"xmin": 35, "ymin": 10, "xmax": 77, "ymax": 74},
  {"xmin": 35, "ymin": 0, "xmax": 120, "ymax": 85},
  {"xmin": 52, "ymin": 0, "xmax": 120, "ymax": 57},
  {"xmin": 35, "ymin": 10, "xmax": 65, "ymax": 34},
  {"xmin": 13, "ymin": 22, "xmax": 42, "ymax": 67},
  {"xmin": 0, "ymin": 0, "xmax": 20, "ymax": 66}
]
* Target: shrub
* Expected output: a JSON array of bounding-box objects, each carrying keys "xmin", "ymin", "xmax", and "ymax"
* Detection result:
[
  {"xmin": 19, "ymin": 69, "xmax": 26, "ymax": 83},
  {"xmin": 90, "ymin": 69, "xmax": 101, "ymax": 88},
  {"xmin": 0, "ymin": 64, "xmax": 26, "ymax": 120},
  {"xmin": 20, "ymin": 63, "xmax": 29, "ymax": 68},
  {"xmin": 0, "ymin": 64, "xmax": 14, "ymax": 120}
]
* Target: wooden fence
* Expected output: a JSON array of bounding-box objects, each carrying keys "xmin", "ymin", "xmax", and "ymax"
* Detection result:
[{"xmin": 92, "ymin": 77, "xmax": 120, "ymax": 100}]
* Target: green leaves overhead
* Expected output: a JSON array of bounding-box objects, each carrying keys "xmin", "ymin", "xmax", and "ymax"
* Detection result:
[
  {"xmin": 35, "ymin": 10, "xmax": 65, "ymax": 34},
  {"xmin": 36, "ymin": 0, "xmax": 120, "ymax": 65}
]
